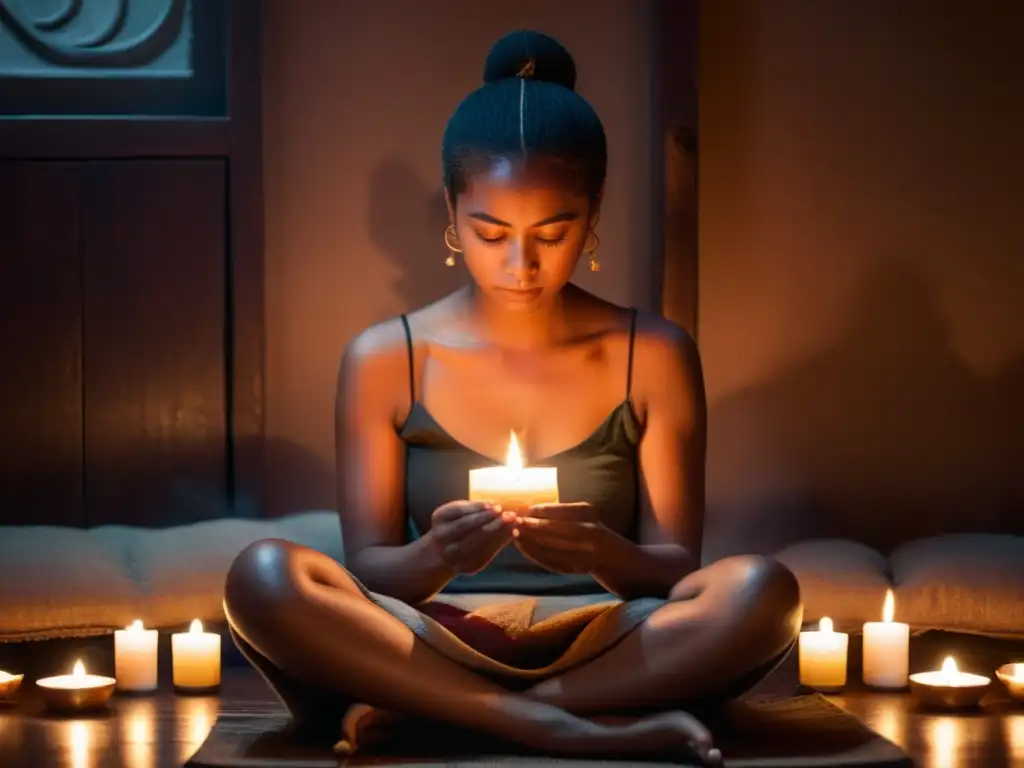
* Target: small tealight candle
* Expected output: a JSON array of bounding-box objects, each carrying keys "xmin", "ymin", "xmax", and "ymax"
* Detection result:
[
  {"xmin": 0, "ymin": 669, "xmax": 24, "ymax": 699},
  {"xmin": 910, "ymin": 655, "xmax": 991, "ymax": 709},
  {"xmin": 799, "ymin": 617, "xmax": 849, "ymax": 692},
  {"xmin": 172, "ymin": 619, "xmax": 221, "ymax": 693},
  {"xmin": 862, "ymin": 589, "xmax": 910, "ymax": 689},
  {"xmin": 995, "ymin": 662, "xmax": 1024, "ymax": 702},
  {"xmin": 114, "ymin": 619, "xmax": 159, "ymax": 693},
  {"xmin": 469, "ymin": 431, "xmax": 559, "ymax": 513},
  {"xmin": 36, "ymin": 659, "xmax": 116, "ymax": 712}
]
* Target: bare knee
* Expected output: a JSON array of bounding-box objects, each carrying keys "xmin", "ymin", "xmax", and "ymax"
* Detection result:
[
  {"xmin": 718, "ymin": 554, "xmax": 803, "ymax": 652},
  {"xmin": 223, "ymin": 538, "xmax": 299, "ymax": 633}
]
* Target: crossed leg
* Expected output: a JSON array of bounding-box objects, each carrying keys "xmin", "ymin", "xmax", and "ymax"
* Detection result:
[{"xmin": 223, "ymin": 539, "xmax": 801, "ymax": 760}]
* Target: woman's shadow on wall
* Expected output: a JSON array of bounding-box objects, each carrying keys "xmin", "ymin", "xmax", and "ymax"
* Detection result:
[
  {"xmin": 368, "ymin": 158, "xmax": 465, "ymax": 314},
  {"xmin": 705, "ymin": 260, "xmax": 1023, "ymax": 560}
]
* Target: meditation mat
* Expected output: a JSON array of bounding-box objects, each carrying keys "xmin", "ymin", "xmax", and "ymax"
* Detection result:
[{"xmin": 187, "ymin": 695, "xmax": 913, "ymax": 768}]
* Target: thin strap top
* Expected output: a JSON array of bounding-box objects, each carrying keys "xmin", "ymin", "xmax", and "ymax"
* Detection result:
[{"xmin": 397, "ymin": 309, "xmax": 642, "ymax": 596}]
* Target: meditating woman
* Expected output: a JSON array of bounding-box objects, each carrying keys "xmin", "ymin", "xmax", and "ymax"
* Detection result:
[{"xmin": 224, "ymin": 30, "xmax": 802, "ymax": 764}]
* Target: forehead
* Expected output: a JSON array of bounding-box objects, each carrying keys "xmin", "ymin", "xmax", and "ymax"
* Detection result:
[{"xmin": 459, "ymin": 156, "xmax": 588, "ymax": 210}]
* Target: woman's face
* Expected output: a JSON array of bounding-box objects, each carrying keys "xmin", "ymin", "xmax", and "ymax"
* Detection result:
[{"xmin": 449, "ymin": 157, "xmax": 599, "ymax": 311}]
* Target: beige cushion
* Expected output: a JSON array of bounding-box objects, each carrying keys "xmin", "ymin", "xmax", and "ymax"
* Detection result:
[
  {"xmin": 0, "ymin": 526, "xmax": 141, "ymax": 640},
  {"xmin": 774, "ymin": 538, "xmax": 891, "ymax": 633},
  {"xmin": 891, "ymin": 534, "xmax": 1024, "ymax": 638},
  {"xmin": 0, "ymin": 512, "xmax": 343, "ymax": 641}
]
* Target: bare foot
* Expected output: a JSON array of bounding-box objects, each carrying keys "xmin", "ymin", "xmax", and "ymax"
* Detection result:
[
  {"xmin": 334, "ymin": 703, "xmax": 721, "ymax": 765},
  {"xmin": 334, "ymin": 703, "xmax": 407, "ymax": 755},
  {"xmin": 559, "ymin": 711, "xmax": 721, "ymax": 765}
]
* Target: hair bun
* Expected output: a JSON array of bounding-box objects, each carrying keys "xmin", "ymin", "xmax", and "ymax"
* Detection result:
[{"xmin": 482, "ymin": 30, "xmax": 577, "ymax": 90}]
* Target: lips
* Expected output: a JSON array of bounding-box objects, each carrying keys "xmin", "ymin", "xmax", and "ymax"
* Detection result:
[{"xmin": 496, "ymin": 287, "xmax": 544, "ymax": 300}]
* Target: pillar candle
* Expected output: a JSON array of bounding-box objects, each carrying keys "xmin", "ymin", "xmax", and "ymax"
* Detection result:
[
  {"xmin": 799, "ymin": 617, "xmax": 849, "ymax": 692},
  {"xmin": 469, "ymin": 431, "xmax": 558, "ymax": 513},
  {"xmin": 171, "ymin": 620, "xmax": 220, "ymax": 692},
  {"xmin": 114, "ymin": 619, "xmax": 159, "ymax": 692},
  {"xmin": 863, "ymin": 589, "xmax": 910, "ymax": 689}
]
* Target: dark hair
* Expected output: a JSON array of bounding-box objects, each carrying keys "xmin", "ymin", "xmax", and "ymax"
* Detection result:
[{"xmin": 442, "ymin": 31, "xmax": 607, "ymax": 206}]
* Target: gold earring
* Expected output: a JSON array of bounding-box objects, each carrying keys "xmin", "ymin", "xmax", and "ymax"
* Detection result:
[
  {"xmin": 584, "ymin": 229, "xmax": 600, "ymax": 272},
  {"xmin": 444, "ymin": 224, "xmax": 462, "ymax": 266}
]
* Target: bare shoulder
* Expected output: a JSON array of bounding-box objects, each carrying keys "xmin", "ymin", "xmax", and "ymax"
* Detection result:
[
  {"xmin": 630, "ymin": 310, "xmax": 705, "ymax": 407},
  {"xmin": 336, "ymin": 315, "xmax": 415, "ymax": 425}
]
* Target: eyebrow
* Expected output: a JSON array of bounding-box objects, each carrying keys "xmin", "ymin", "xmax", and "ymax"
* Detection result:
[{"xmin": 467, "ymin": 211, "xmax": 580, "ymax": 228}]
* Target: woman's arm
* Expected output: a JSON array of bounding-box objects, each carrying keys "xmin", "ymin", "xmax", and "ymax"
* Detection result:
[
  {"xmin": 336, "ymin": 322, "xmax": 455, "ymax": 604},
  {"xmin": 590, "ymin": 318, "xmax": 707, "ymax": 600}
]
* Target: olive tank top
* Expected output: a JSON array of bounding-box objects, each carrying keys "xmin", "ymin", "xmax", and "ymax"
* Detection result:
[{"xmin": 399, "ymin": 310, "xmax": 641, "ymax": 596}]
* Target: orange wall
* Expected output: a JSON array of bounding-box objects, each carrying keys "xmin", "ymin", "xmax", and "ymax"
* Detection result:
[{"xmin": 699, "ymin": 1, "xmax": 1023, "ymax": 557}]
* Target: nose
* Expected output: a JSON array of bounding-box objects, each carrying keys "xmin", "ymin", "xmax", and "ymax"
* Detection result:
[{"xmin": 504, "ymin": 238, "xmax": 539, "ymax": 284}]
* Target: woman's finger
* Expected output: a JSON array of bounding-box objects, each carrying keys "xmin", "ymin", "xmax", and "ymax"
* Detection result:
[
  {"xmin": 434, "ymin": 509, "xmax": 496, "ymax": 543},
  {"xmin": 528, "ymin": 502, "xmax": 595, "ymax": 522},
  {"xmin": 514, "ymin": 525, "xmax": 596, "ymax": 553}
]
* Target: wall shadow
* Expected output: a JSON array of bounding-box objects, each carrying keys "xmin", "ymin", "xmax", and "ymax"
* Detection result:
[
  {"xmin": 367, "ymin": 158, "xmax": 464, "ymax": 313},
  {"xmin": 704, "ymin": 259, "xmax": 1023, "ymax": 560}
]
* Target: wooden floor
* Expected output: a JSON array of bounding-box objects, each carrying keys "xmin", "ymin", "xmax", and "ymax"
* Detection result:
[{"xmin": 0, "ymin": 631, "xmax": 1022, "ymax": 767}]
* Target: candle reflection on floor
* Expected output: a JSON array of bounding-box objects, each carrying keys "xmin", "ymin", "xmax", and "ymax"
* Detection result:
[
  {"xmin": 1003, "ymin": 714, "xmax": 1024, "ymax": 764},
  {"xmin": 863, "ymin": 694, "xmax": 908, "ymax": 748},
  {"xmin": 64, "ymin": 719, "xmax": 112, "ymax": 768},
  {"xmin": 119, "ymin": 697, "xmax": 156, "ymax": 768},
  {"xmin": 926, "ymin": 716, "xmax": 961, "ymax": 768},
  {"xmin": 175, "ymin": 695, "xmax": 219, "ymax": 763},
  {"xmin": 0, "ymin": 713, "xmax": 22, "ymax": 752}
]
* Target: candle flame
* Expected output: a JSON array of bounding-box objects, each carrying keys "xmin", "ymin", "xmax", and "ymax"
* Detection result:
[
  {"xmin": 942, "ymin": 656, "xmax": 958, "ymax": 676},
  {"xmin": 72, "ymin": 659, "xmax": 85, "ymax": 677},
  {"xmin": 882, "ymin": 589, "xmax": 895, "ymax": 623},
  {"xmin": 190, "ymin": 619, "xmax": 203, "ymax": 634},
  {"xmin": 819, "ymin": 616, "xmax": 834, "ymax": 634},
  {"xmin": 505, "ymin": 431, "xmax": 523, "ymax": 471},
  {"xmin": 129, "ymin": 619, "xmax": 143, "ymax": 632}
]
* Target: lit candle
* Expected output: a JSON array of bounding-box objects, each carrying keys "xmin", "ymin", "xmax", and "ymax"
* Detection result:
[
  {"xmin": 171, "ymin": 620, "xmax": 221, "ymax": 692},
  {"xmin": 862, "ymin": 589, "xmax": 910, "ymax": 689},
  {"xmin": 36, "ymin": 659, "xmax": 116, "ymax": 711},
  {"xmin": 996, "ymin": 662, "xmax": 1024, "ymax": 702},
  {"xmin": 0, "ymin": 669, "xmax": 24, "ymax": 699},
  {"xmin": 468, "ymin": 431, "xmax": 559, "ymax": 513},
  {"xmin": 799, "ymin": 617, "xmax": 849, "ymax": 692},
  {"xmin": 114, "ymin": 619, "xmax": 159, "ymax": 693},
  {"xmin": 910, "ymin": 656, "xmax": 991, "ymax": 709}
]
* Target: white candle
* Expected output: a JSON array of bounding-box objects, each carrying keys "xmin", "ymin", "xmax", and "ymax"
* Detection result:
[
  {"xmin": 37, "ymin": 659, "xmax": 115, "ymax": 691},
  {"xmin": 114, "ymin": 619, "xmax": 158, "ymax": 692},
  {"xmin": 910, "ymin": 656, "xmax": 990, "ymax": 688},
  {"xmin": 863, "ymin": 589, "xmax": 910, "ymax": 689},
  {"xmin": 171, "ymin": 620, "xmax": 220, "ymax": 691},
  {"xmin": 469, "ymin": 431, "xmax": 558, "ymax": 513},
  {"xmin": 799, "ymin": 617, "xmax": 849, "ymax": 691}
]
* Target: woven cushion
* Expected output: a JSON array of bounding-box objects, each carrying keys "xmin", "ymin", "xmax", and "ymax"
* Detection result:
[{"xmin": 0, "ymin": 511, "xmax": 343, "ymax": 641}]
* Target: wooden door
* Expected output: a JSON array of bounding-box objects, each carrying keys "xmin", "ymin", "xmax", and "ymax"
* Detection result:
[{"xmin": 0, "ymin": 2, "xmax": 262, "ymax": 527}]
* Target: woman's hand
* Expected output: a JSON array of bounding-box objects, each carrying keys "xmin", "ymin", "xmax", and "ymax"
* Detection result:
[
  {"xmin": 429, "ymin": 501, "xmax": 513, "ymax": 575},
  {"xmin": 511, "ymin": 502, "xmax": 610, "ymax": 575}
]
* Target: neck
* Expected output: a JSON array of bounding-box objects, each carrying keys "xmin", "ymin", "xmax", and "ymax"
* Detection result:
[{"xmin": 462, "ymin": 284, "xmax": 569, "ymax": 350}]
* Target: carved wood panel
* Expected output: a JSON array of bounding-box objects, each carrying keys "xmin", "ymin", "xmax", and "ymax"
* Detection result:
[{"xmin": 0, "ymin": 0, "xmax": 227, "ymax": 117}]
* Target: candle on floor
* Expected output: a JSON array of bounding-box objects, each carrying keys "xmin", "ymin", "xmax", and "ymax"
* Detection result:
[
  {"xmin": 114, "ymin": 619, "xmax": 159, "ymax": 693},
  {"xmin": 799, "ymin": 617, "xmax": 848, "ymax": 692},
  {"xmin": 863, "ymin": 589, "xmax": 910, "ymax": 689},
  {"xmin": 0, "ymin": 669, "xmax": 24, "ymax": 699},
  {"xmin": 995, "ymin": 662, "xmax": 1024, "ymax": 702},
  {"xmin": 172, "ymin": 620, "xmax": 221, "ymax": 693},
  {"xmin": 910, "ymin": 656, "xmax": 990, "ymax": 709},
  {"xmin": 36, "ymin": 659, "xmax": 116, "ymax": 712},
  {"xmin": 469, "ymin": 431, "xmax": 559, "ymax": 513}
]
